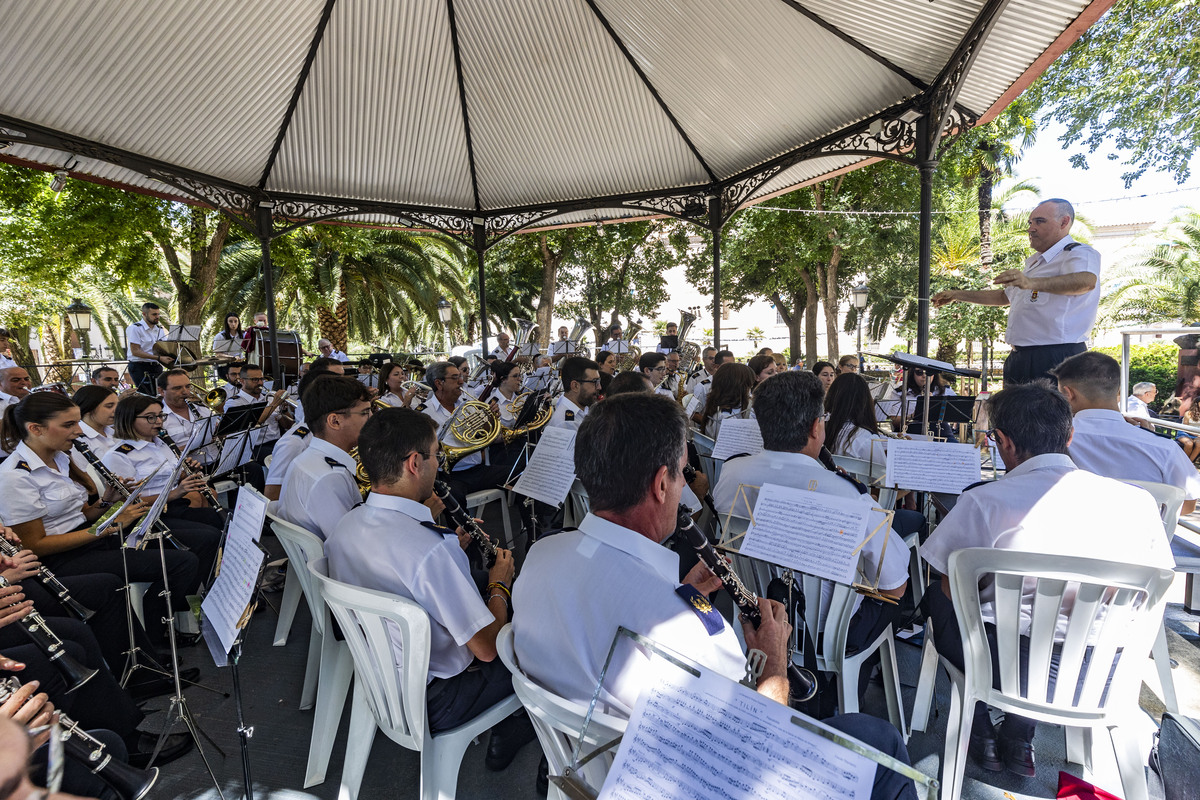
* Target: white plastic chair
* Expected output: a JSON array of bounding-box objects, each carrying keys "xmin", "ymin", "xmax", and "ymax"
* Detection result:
[
  {"xmin": 495, "ymin": 625, "xmax": 626, "ymax": 800},
  {"xmin": 465, "ymin": 489, "xmax": 514, "ymax": 549},
  {"xmin": 928, "ymin": 548, "xmax": 1174, "ymax": 800},
  {"xmin": 268, "ymin": 508, "xmax": 308, "ymax": 647},
  {"xmin": 270, "ymin": 518, "xmax": 353, "ymax": 787},
  {"xmin": 309, "ymin": 558, "xmax": 521, "ymax": 800},
  {"xmin": 799, "ymin": 573, "xmax": 908, "ymax": 738}
]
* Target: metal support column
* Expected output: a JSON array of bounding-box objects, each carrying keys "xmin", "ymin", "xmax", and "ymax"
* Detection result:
[
  {"xmin": 474, "ymin": 219, "xmax": 490, "ymax": 355},
  {"xmin": 709, "ymin": 195, "xmax": 723, "ymax": 351},
  {"xmin": 915, "ymin": 116, "xmax": 936, "ymax": 358},
  {"xmin": 255, "ymin": 201, "xmax": 283, "ymax": 385}
]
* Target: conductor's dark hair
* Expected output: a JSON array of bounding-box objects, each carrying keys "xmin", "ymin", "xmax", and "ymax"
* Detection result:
[
  {"xmin": 606, "ymin": 371, "xmax": 653, "ymax": 396},
  {"xmin": 561, "ymin": 357, "xmax": 599, "ymax": 391},
  {"xmin": 637, "ymin": 351, "xmax": 666, "ymax": 373},
  {"xmin": 1051, "ymin": 351, "xmax": 1120, "ymax": 401},
  {"xmin": 113, "ymin": 393, "xmax": 161, "ymax": 440},
  {"xmin": 576, "ymin": 394, "xmax": 686, "ymax": 513},
  {"xmin": 357, "ymin": 408, "xmax": 437, "ymax": 486},
  {"xmin": 753, "ymin": 371, "xmax": 825, "ymax": 452},
  {"xmin": 987, "ymin": 381, "xmax": 1072, "ymax": 459},
  {"xmin": 302, "ymin": 376, "xmax": 371, "ymax": 436}
]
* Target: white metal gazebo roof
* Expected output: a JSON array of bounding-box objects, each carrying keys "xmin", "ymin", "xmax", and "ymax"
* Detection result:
[{"xmin": 0, "ymin": 0, "xmax": 1109, "ymax": 234}]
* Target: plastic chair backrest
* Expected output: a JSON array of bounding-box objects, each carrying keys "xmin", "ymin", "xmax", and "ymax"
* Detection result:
[
  {"xmin": 496, "ymin": 625, "xmax": 625, "ymax": 790},
  {"xmin": 269, "ymin": 515, "xmax": 328, "ymax": 635},
  {"xmin": 1122, "ymin": 479, "xmax": 1186, "ymax": 537},
  {"xmin": 798, "ymin": 572, "xmax": 859, "ymax": 671},
  {"xmin": 947, "ymin": 547, "xmax": 1174, "ymax": 718},
  {"xmin": 831, "ymin": 453, "xmax": 886, "ymax": 485},
  {"xmin": 308, "ymin": 557, "xmax": 432, "ymax": 751}
]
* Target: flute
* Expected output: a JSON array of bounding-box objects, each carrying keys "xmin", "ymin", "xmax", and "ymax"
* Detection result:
[
  {"xmin": 433, "ymin": 480, "xmax": 498, "ymax": 568},
  {"xmin": 674, "ymin": 505, "xmax": 817, "ymax": 703},
  {"xmin": 156, "ymin": 429, "xmax": 223, "ymax": 509},
  {"xmin": 0, "ymin": 538, "xmax": 94, "ymax": 621},
  {"xmin": 70, "ymin": 440, "xmax": 180, "ymax": 545},
  {"xmin": 0, "ymin": 677, "xmax": 158, "ymax": 800},
  {"xmin": 0, "ymin": 577, "xmax": 97, "ymax": 692}
]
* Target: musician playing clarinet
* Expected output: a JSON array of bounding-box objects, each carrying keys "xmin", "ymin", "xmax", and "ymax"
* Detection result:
[
  {"xmin": 513, "ymin": 393, "xmax": 917, "ymax": 800},
  {"xmin": 326, "ymin": 407, "xmax": 535, "ymax": 770}
]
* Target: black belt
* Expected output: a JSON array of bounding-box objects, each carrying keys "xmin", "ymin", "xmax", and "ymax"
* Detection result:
[{"xmin": 1010, "ymin": 342, "xmax": 1084, "ymax": 352}]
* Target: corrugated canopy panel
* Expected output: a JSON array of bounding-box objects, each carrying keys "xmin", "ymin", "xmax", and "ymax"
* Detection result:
[{"xmin": 0, "ymin": 0, "xmax": 1107, "ymax": 227}]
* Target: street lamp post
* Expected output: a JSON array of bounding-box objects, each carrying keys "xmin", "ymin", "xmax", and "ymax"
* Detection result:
[
  {"xmin": 65, "ymin": 298, "xmax": 93, "ymax": 379},
  {"xmin": 851, "ymin": 283, "xmax": 869, "ymax": 373},
  {"xmin": 437, "ymin": 298, "xmax": 452, "ymax": 356}
]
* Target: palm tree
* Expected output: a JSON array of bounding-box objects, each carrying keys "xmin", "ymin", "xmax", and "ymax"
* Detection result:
[
  {"xmin": 213, "ymin": 226, "xmax": 471, "ymax": 352},
  {"xmin": 1100, "ymin": 211, "xmax": 1200, "ymax": 326}
]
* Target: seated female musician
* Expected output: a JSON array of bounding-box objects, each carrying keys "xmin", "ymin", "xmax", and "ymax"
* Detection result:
[
  {"xmin": 812, "ymin": 360, "xmax": 837, "ymax": 393},
  {"xmin": 485, "ymin": 362, "xmax": 524, "ymax": 428},
  {"xmin": 699, "ymin": 362, "xmax": 755, "ymax": 439},
  {"xmin": 595, "ymin": 350, "xmax": 616, "ymax": 377},
  {"xmin": 882, "ymin": 368, "xmax": 959, "ymax": 439},
  {"xmin": 0, "ymin": 393, "xmax": 202, "ymax": 648},
  {"xmin": 70, "ymin": 386, "xmax": 119, "ymax": 468},
  {"xmin": 825, "ymin": 373, "xmax": 889, "ymax": 461},
  {"xmin": 99, "ymin": 394, "xmax": 221, "ymax": 592},
  {"xmin": 376, "ymin": 361, "xmax": 410, "ymax": 409},
  {"xmin": 746, "ymin": 354, "xmax": 777, "ymax": 388}
]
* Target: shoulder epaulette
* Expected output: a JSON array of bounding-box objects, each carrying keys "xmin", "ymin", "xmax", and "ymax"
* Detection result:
[
  {"xmin": 416, "ymin": 402, "xmax": 428, "ymax": 412},
  {"xmin": 724, "ymin": 452, "xmax": 752, "ymax": 462},
  {"xmin": 115, "ymin": 443, "xmax": 135, "ymax": 454},
  {"xmin": 293, "ymin": 426, "xmax": 310, "ymax": 437},
  {"xmin": 564, "ymin": 410, "xmax": 575, "ymax": 421},
  {"xmin": 1063, "ymin": 242, "xmax": 1082, "ymax": 251},
  {"xmin": 324, "ymin": 457, "xmax": 349, "ymax": 471},
  {"xmin": 833, "ymin": 469, "xmax": 870, "ymax": 495},
  {"xmin": 701, "ymin": 378, "xmax": 711, "ymax": 385},
  {"xmin": 14, "ymin": 460, "xmax": 31, "ymax": 472},
  {"xmin": 419, "ymin": 520, "xmax": 457, "ymax": 537},
  {"xmin": 674, "ymin": 584, "xmax": 725, "ymax": 636},
  {"xmin": 960, "ymin": 479, "xmax": 992, "ymax": 494}
]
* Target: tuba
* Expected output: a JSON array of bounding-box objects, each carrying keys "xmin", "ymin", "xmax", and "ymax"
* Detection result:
[
  {"xmin": 613, "ymin": 319, "xmax": 643, "ymax": 372},
  {"xmin": 567, "ymin": 315, "xmax": 592, "ymax": 359},
  {"xmin": 439, "ymin": 400, "xmax": 502, "ymax": 469},
  {"xmin": 675, "ymin": 306, "xmax": 702, "ymax": 372},
  {"xmin": 507, "ymin": 319, "xmax": 538, "ymax": 361}
]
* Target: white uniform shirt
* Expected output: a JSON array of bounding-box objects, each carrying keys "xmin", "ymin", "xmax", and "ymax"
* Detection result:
[
  {"xmin": 278, "ymin": 437, "xmax": 360, "ymax": 540},
  {"xmin": 326, "ymin": 493, "xmax": 493, "ymax": 680},
  {"xmin": 212, "ymin": 333, "xmax": 241, "ymax": 357},
  {"xmin": 329, "ymin": 349, "xmax": 350, "ymax": 363},
  {"xmin": 162, "ymin": 403, "xmax": 218, "ymax": 464},
  {"xmin": 225, "ymin": 388, "xmax": 284, "ymax": 445},
  {"xmin": 548, "ymin": 395, "xmax": 587, "ymax": 431},
  {"xmin": 831, "ymin": 422, "xmax": 888, "ymax": 463},
  {"xmin": 101, "ymin": 437, "xmax": 177, "ymax": 495},
  {"xmin": 689, "ymin": 376, "xmax": 713, "ymax": 413},
  {"xmin": 376, "ymin": 392, "xmax": 407, "ymax": 409},
  {"xmin": 0, "ymin": 354, "xmax": 15, "ymax": 369},
  {"xmin": 265, "ymin": 423, "xmax": 311, "ymax": 489},
  {"xmin": 418, "ymin": 396, "xmax": 483, "ymax": 471},
  {"xmin": 0, "ymin": 442, "xmax": 88, "ymax": 535},
  {"xmin": 70, "ymin": 421, "xmax": 119, "ymax": 485},
  {"xmin": 513, "ymin": 513, "xmax": 746, "ymax": 716},
  {"xmin": 1124, "ymin": 395, "xmax": 1151, "ymax": 420},
  {"xmin": 685, "ymin": 369, "xmax": 713, "ymax": 395},
  {"xmin": 487, "ymin": 388, "xmax": 520, "ymax": 427},
  {"xmin": 713, "ymin": 450, "xmax": 909, "ymax": 619},
  {"xmin": 702, "ymin": 407, "xmax": 748, "ymax": 440},
  {"xmin": 125, "ymin": 320, "xmax": 165, "ymax": 363},
  {"xmin": 1004, "ymin": 236, "xmax": 1102, "ymax": 347},
  {"xmin": 489, "ymin": 345, "xmax": 512, "ymax": 360},
  {"xmin": 920, "ymin": 453, "xmax": 1173, "ymax": 638},
  {"xmin": 1068, "ymin": 408, "xmax": 1200, "ymax": 500}
]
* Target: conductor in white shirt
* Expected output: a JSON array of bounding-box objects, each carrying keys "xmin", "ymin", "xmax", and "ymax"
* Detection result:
[{"xmin": 932, "ymin": 198, "xmax": 1101, "ymax": 386}]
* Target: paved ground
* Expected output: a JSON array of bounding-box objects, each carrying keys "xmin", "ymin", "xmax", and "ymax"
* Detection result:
[{"xmin": 142, "ymin": 504, "xmax": 1197, "ymax": 800}]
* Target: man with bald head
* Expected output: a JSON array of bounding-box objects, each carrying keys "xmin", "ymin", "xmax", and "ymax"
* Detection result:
[
  {"xmin": 933, "ymin": 198, "xmax": 1101, "ymax": 385},
  {"xmin": 0, "ymin": 367, "xmax": 30, "ymax": 409}
]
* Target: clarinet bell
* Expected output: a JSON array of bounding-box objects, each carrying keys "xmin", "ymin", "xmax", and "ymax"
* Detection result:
[
  {"xmin": 787, "ymin": 664, "xmax": 819, "ymax": 704},
  {"xmin": 63, "ymin": 594, "xmax": 97, "ymax": 622},
  {"xmin": 64, "ymin": 728, "xmax": 159, "ymax": 800},
  {"xmin": 49, "ymin": 647, "xmax": 98, "ymax": 693}
]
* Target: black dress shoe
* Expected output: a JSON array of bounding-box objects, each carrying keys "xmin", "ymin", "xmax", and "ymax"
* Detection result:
[
  {"xmin": 1000, "ymin": 735, "xmax": 1036, "ymax": 777},
  {"xmin": 126, "ymin": 732, "xmax": 193, "ymax": 768},
  {"xmin": 969, "ymin": 731, "xmax": 1003, "ymax": 772},
  {"xmin": 485, "ymin": 711, "xmax": 536, "ymax": 771},
  {"xmin": 536, "ymin": 755, "xmax": 549, "ymax": 795}
]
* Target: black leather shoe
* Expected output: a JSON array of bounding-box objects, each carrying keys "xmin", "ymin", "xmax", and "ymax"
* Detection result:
[
  {"xmin": 128, "ymin": 668, "xmax": 201, "ymax": 702},
  {"xmin": 536, "ymin": 755, "xmax": 549, "ymax": 795},
  {"xmin": 1000, "ymin": 735, "xmax": 1036, "ymax": 777},
  {"xmin": 485, "ymin": 711, "xmax": 535, "ymax": 771},
  {"xmin": 969, "ymin": 731, "xmax": 1003, "ymax": 772},
  {"xmin": 126, "ymin": 732, "xmax": 193, "ymax": 768}
]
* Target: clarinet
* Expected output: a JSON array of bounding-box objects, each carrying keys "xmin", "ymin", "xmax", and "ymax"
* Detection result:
[
  {"xmin": 674, "ymin": 505, "xmax": 817, "ymax": 703},
  {"xmin": 0, "ymin": 538, "xmax": 94, "ymax": 621},
  {"xmin": 0, "ymin": 677, "xmax": 159, "ymax": 800},
  {"xmin": 69, "ymin": 440, "xmax": 181, "ymax": 545},
  {"xmin": 0, "ymin": 577, "xmax": 97, "ymax": 692},
  {"xmin": 433, "ymin": 481, "xmax": 498, "ymax": 568},
  {"xmin": 156, "ymin": 429, "xmax": 223, "ymax": 510}
]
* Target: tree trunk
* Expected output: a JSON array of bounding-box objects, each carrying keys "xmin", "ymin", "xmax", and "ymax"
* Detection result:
[
  {"xmin": 771, "ymin": 290, "xmax": 804, "ymax": 365},
  {"xmin": 801, "ymin": 271, "xmax": 819, "ymax": 367},
  {"xmin": 820, "ymin": 246, "xmax": 842, "ymax": 362},
  {"xmin": 536, "ymin": 234, "xmax": 562, "ymax": 349},
  {"xmin": 154, "ymin": 209, "xmax": 234, "ymax": 325},
  {"xmin": 316, "ymin": 306, "xmax": 340, "ymax": 349},
  {"xmin": 978, "ymin": 156, "xmax": 995, "ymax": 272}
]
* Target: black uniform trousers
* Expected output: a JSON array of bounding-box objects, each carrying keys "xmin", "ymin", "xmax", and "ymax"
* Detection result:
[
  {"xmin": 1002, "ymin": 342, "xmax": 1086, "ymax": 387},
  {"xmin": 127, "ymin": 361, "xmax": 163, "ymax": 397}
]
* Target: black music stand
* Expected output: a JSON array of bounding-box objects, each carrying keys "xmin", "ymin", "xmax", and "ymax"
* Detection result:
[
  {"xmin": 216, "ymin": 402, "xmax": 267, "ymax": 438},
  {"xmin": 867, "ymin": 352, "xmax": 981, "ymax": 437}
]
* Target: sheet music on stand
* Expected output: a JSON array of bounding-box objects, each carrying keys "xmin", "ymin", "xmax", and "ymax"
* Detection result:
[
  {"xmin": 92, "ymin": 464, "xmax": 162, "ymax": 537},
  {"xmin": 165, "ymin": 324, "xmax": 202, "ymax": 343},
  {"xmin": 885, "ymin": 438, "xmax": 982, "ymax": 494},
  {"xmin": 212, "ymin": 431, "xmax": 255, "ymax": 478},
  {"xmin": 126, "ymin": 453, "xmax": 189, "ymax": 548},
  {"xmin": 710, "ymin": 417, "xmax": 763, "ymax": 461},
  {"xmin": 512, "ymin": 427, "xmax": 577, "ymax": 507},
  {"xmin": 201, "ymin": 487, "xmax": 269, "ymax": 664},
  {"xmin": 562, "ymin": 627, "xmax": 934, "ymax": 800}
]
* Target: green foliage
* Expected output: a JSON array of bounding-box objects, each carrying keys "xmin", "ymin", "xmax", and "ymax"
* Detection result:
[
  {"xmin": 1027, "ymin": 0, "xmax": 1200, "ymax": 186},
  {"xmin": 1094, "ymin": 341, "xmax": 1179, "ymax": 409},
  {"xmin": 1099, "ymin": 210, "xmax": 1200, "ymax": 327}
]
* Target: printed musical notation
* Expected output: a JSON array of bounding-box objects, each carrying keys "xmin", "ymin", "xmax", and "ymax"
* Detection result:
[
  {"xmin": 711, "ymin": 418, "xmax": 764, "ymax": 461},
  {"xmin": 599, "ymin": 666, "xmax": 875, "ymax": 800},
  {"xmin": 513, "ymin": 426, "xmax": 578, "ymax": 506},
  {"xmin": 884, "ymin": 439, "xmax": 981, "ymax": 494},
  {"xmin": 737, "ymin": 483, "xmax": 871, "ymax": 585},
  {"xmin": 201, "ymin": 487, "xmax": 267, "ymax": 656}
]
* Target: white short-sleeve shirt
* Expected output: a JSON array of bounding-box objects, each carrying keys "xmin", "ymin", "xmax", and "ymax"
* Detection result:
[
  {"xmin": 1068, "ymin": 408, "xmax": 1200, "ymax": 500},
  {"xmin": 418, "ymin": 396, "xmax": 483, "ymax": 471},
  {"xmin": 513, "ymin": 513, "xmax": 746, "ymax": 716},
  {"xmin": 265, "ymin": 423, "xmax": 311, "ymax": 488},
  {"xmin": 0, "ymin": 442, "xmax": 89, "ymax": 535},
  {"xmin": 101, "ymin": 438, "xmax": 176, "ymax": 495},
  {"xmin": 920, "ymin": 453, "xmax": 1173, "ymax": 637},
  {"xmin": 1003, "ymin": 236, "xmax": 1102, "ymax": 347},
  {"xmin": 1124, "ymin": 395, "xmax": 1151, "ymax": 420},
  {"xmin": 125, "ymin": 320, "xmax": 165, "ymax": 363},
  {"xmin": 326, "ymin": 493, "xmax": 493, "ymax": 680},
  {"xmin": 162, "ymin": 403, "xmax": 218, "ymax": 464},
  {"xmin": 831, "ymin": 421, "xmax": 888, "ymax": 463},
  {"xmin": 548, "ymin": 395, "xmax": 586, "ymax": 431},
  {"xmin": 278, "ymin": 437, "xmax": 361, "ymax": 541},
  {"xmin": 225, "ymin": 389, "xmax": 284, "ymax": 445}
]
